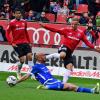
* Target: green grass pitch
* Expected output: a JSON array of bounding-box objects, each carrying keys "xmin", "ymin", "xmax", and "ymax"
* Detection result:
[{"xmin": 0, "ymin": 72, "xmax": 100, "ymax": 100}]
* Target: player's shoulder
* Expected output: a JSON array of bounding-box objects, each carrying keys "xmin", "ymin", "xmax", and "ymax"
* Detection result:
[
  {"xmin": 20, "ymin": 19, "xmax": 27, "ymax": 22},
  {"xmin": 61, "ymin": 26, "xmax": 71, "ymax": 31},
  {"xmin": 34, "ymin": 63, "xmax": 40, "ymax": 68},
  {"xmin": 10, "ymin": 19, "xmax": 16, "ymax": 23},
  {"xmin": 78, "ymin": 26, "xmax": 86, "ymax": 33},
  {"xmin": 77, "ymin": 28, "xmax": 84, "ymax": 33},
  {"xmin": 35, "ymin": 63, "xmax": 45, "ymax": 68}
]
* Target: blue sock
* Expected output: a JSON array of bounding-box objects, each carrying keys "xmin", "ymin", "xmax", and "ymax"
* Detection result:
[
  {"xmin": 77, "ymin": 87, "xmax": 93, "ymax": 93},
  {"xmin": 45, "ymin": 83, "xmax": 63, "ymax": 90}
]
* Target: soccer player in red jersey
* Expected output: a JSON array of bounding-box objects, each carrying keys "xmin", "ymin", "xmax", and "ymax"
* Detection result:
[
  {"xmin": 6, "ymin": 8, "xmax": 33, "ymax": 79},
  {"xmin": 40, "ymin": 20, "xmax": 100, "ymax": 83}
]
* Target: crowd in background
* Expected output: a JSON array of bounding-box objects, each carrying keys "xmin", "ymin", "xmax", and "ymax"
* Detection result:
[{"xmin": 0, "ymin": 0, "xmax": 100, "ymax": 47}]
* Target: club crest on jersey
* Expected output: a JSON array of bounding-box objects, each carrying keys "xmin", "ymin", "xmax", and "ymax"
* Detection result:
[
  {"xmin": 16, "ymin": 24, "xmax": 19, "ymax": 27},
  {"xmin": 22, "ymin": 23, "xmax": 25, "ymax": 26},
  {"xmin": 77, "ymin": 33, "xmax": 81, "ymax": 37},
  {"xmin": 69, "ymin": 32, "xmax": 72, "ymax": 35}
]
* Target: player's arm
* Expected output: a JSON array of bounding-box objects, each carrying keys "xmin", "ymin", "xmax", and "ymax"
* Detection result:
[
  {"xmin": 16, "ymin": 65, "xmax": 38, "ymax": 84},
  {"xmin": 82, "ymin": 35, "xmax": 94, "ymax": 48},
  {"xmin": 90, "ymin": 30, "xmax": 97, "ymax": 39},
  {"xmin": 6, "ymin": 23, "xmax": 13, "ymax": 44},
  {"xmin": 16, "ymin": 73, "xmax": 31, "ymax": 84},
  {"xmin": 6, "ymin": 23, "xmax": 17, "ymax": 47},
  {"xmin": 25, "ymin": 21, "xmax": 31, "ymax": 43},
  {"xmin": 82, "ymin": 32, "xmax": 100, "ymax": 52},
  {"xmin": 39, "ymin": 23, "xmax": 67, "ymax": 35}
]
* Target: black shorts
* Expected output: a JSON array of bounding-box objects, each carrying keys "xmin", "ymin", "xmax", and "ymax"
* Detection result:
[
  {"xmin": 58, "ymin": 45, "xmax": 74, "ymax": 67},
  {"xmin": 13, "ymin": 43, "xmax": 32, "ymax": 58}
]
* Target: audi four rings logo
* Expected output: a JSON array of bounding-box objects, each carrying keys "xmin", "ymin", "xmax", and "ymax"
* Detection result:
[{"xmin": 27, "ymin": 27, "xmax": 61, "ymax": 45}]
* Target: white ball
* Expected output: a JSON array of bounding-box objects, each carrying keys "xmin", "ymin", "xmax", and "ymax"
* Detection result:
[{"xmin": 6, "ymin": 75, "xmax": 17, "ymax": 86}]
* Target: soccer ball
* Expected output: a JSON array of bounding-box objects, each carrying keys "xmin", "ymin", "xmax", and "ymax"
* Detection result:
[{"xmin": 6, "ymin": 75, "xmax": 17, "ymax": 87}]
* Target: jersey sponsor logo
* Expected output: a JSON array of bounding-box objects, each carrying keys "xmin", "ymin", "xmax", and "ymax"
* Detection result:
[
  {"xmin": 16, "ymin": 27, "xmax": 25, "ymax": 30},
  {"xmin": 22, "ymin": 23, "xmax": 25, "ymax": 26},
  {"xmin": 69, "ymin": 32, "xmax": 72, "ymax": 35},
  {"xmin": 68, "ymin": 36, "xmax": 79, "ymax": 41}
]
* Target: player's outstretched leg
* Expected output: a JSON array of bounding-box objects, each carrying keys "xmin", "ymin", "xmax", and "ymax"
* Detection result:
[
  {"xmin": 64, "ymin": 82, "xmax": 100, "ymax": 94},
  {"xmin": 36, "ymin": 85, "xmax": 47, "ymax": 89},
  {"xmin": 16, "ymin": 62, "xmax": 23, "ymax": 79}
]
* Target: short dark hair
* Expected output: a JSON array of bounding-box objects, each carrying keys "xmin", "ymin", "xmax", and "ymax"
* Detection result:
[{"xmin": 14, "ymin": 8, "xmax": 22, "ymax": 13}]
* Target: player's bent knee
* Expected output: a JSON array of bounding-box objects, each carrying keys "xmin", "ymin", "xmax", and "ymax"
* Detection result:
[
  {"xmin": 60, "ymin": 52, "xmax": 66, "ymax": 59},
  {"xmin": 63, "ymin": 83, "xmax": 78, "ymax": 91},
  {"xmin": 65, "ymin": 63, "xmax": 73, "ymax": 70}
]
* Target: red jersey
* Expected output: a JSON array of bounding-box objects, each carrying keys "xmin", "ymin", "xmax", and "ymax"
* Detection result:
[
  {"xmin": 44, "ymin": 25, "xmax": 95, "ymax": 52},
  {"xmin": 6, "ymin": 19, "xmax": 30, "ymax": 44}
]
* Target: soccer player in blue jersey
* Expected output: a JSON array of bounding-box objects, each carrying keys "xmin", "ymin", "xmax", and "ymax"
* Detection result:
[{"xmin": 14, "ymin": 53, "xmax": 99, "ymax": 94}]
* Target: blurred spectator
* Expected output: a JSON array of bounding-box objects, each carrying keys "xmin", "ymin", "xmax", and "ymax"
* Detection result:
[
  {"xmin": 0, "ymin": 12, "xmax": 6, "ymax": 19},
  {"xmin": 94, "ymin": 26, "xmax": 100, "ymax": 44},
  {"xmin": 89, "ymin": 14, "xmax": 96, "ymax": 25},
  {"xmin": 52, "ymin": 2, "xmax": 61, "ymax": 22},
  {"xmin": 10, "ymin": 12, "xmax": 15, "ymax": 19},
  {"xmin": 36, "ymin": 11, "xmax": 49, "ymax": 23},
  {"xmin": 23, "ymin": 0, "xmax": 50, "ymax": 19},
  {"xmin": 0, "ymin": 25, "xmax": 7, "ymax": 41},
  {"xmin": 58, "ymin": 6, "xmax": 69, "ymax": 16},
  {"xmin": 2, "ymin": 3, "xmax": 12, "ymax": 19},
  {"xmin": 96, "ymin": 13, "xmax": 100, "ymax": 27},
  {"xmin": 8, "ymin": 0, "xmax": 29, "ymax": 12},
  {"xmin": 87, "ymin": 0, "xmax": 100, "ymax": 17},
  {"xmin": 79, "ymin": 12, "xmax": 89, "ymax": 25},
  {"xmin": 0, "ymin": 0, "xmax": 5, "ymax": 9},
  {"xmin": 49, "ymin": 0, "xmax": 57, "ymax": 13},
  {"xmin": 9, "ymin": 0, "xmax": 22, "ymax": 11},
  {"xmin": 52, "ymin": 2, "xmax": 61, "ymax": 14},
  {"xmin": 82, "ymin": 21, "xmax": 98, "ymax": 47},
  {"xmin": 25, "ymin": 10, "xmax": 36, "ymax": 21},
  {"xmin": 67, "ymin": 0, "xmax": 75, "ymax": 10}
]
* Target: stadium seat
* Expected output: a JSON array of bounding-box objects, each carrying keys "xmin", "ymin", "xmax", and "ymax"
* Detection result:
[
  {"xmin": 45, "ymin": 13, "xmax": 55, "ymax": 22},
  {"xmin": 73, "ymin": 15, "xmax": 80, "ymax": 20},
  {"xmin": 56, "ymin": 14, "xmax": 67, "ymax": 23},
  {"xmin": 77, "ymin": 4, "xmax": 88, "ymax": 13}
]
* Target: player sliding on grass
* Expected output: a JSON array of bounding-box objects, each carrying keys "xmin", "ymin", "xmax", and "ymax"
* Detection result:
[
  {"xmin": 39, "ymin": 20, "xmax": 100, "ymax": 83},
  {"xmin": 11, "ymin": 53, "xmax": 100, "ymax": 94}
]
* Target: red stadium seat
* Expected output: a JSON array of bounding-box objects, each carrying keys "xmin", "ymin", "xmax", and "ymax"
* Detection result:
[
  {"xmin": 73, "ymin": 15, "xmax": 80, "ymax": 20},
  {"xmin": 45, "ymin": 13, "xmax": 55, "ymax": 22},
  {"xmin": 77, "ymin": 4, "xmax": 88, "ymax": 13},
  {"xmin": 56, "ymin": 14, "xmax": 67, "ymax": 23}
]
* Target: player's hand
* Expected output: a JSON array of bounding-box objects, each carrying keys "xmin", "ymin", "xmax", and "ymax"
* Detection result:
[
  {"xmin": 12, "ymin": 43, "xmax": 17, "ymax": 47},
  {"xmin": 39, "ymin": 22, "xmax": 45, "ymax": 28},
  {"xmin": 94, "ymin": 46, "xmax": 100, "ymax": 52}
]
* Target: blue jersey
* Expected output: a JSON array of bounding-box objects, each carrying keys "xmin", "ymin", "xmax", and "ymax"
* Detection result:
[
  {"xmin": 31, "ymin": 63, "xmax": 64, "ymax": 90},
  {"xmin": 31, "ymin": 63, "xmax": 58, "ymax": 85}
]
